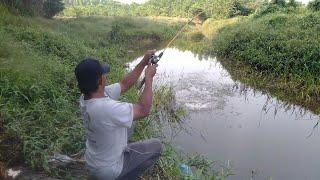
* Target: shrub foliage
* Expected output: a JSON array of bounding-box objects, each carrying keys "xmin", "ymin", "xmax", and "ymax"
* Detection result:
[
  {"xmin": 213, "ymin": 11, "xmax": 320, "ymax": 90},
  {"xmin": 0, "ymin": 0, "xmax": 64, "ymax": 18},
  {"xmin": 308, "ymin": 0, "xmax": 320, "ymax": 11}
]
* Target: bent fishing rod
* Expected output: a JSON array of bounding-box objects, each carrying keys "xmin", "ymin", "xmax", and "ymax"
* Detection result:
[{"xmin": 139, "ymin": 12, "xmax": 203, "ymax": 89}]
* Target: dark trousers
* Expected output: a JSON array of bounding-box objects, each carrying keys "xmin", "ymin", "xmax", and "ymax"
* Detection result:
[{"xmin": 116, "ymin": 124, "xmax": 163, "ymax": 180}]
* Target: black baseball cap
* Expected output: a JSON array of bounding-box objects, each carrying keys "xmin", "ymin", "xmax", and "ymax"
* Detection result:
[{"xmin": 75, "ymin": 58, "xmax": 110, "ymax": 95}]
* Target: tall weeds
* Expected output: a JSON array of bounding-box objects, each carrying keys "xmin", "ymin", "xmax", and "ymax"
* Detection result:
[{"xmin": 0, "ymin": 9, "xmax": 181, "ymax": 177}]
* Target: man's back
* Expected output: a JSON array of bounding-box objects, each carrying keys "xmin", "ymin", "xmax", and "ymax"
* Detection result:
[
  {"xmin": 75, "ymin": 55, "xmax": 161, "ymax": 180},
  {"xmin": 80, "ymin": 84, "xmax": 133, "ymax": 179}
]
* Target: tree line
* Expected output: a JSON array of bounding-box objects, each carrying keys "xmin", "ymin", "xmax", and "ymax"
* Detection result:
[
  {"xmin": 2, "ymin": 0, "xmax": 318, "ymax": 18},
  {"xmin": 64, "ymin": 0, "xmax": 113, "ymax": 6},
  {"xmin": 0, "ymin": 0, "xmax": 64, "ymax": 18},
  {"xmin": 61, "ymin": 0, "xmax": 263, "ymax": 19}
]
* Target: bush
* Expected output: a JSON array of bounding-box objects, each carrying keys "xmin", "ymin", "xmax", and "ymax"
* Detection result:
[
  {"xmin": 190, "ymin": 32, "xmax": 205, "ymax": 42},
  {"xmin": 287, "ymin": 0, "xmax": 300, "ymax": 8},
  {"xmin": 43, "ymin": 0, "xmax": 65, "ymax": 18},
  {"xmin": 0, "ymin": 0, "xmax": 44, "ymax": 16},
  {"xmin": 0, "ymin": 0, "xmax": 64, "ymax": 18},
  {"xmin": 228, "ymin": 0, "xmax": 253, "ymax": 18},
  {"xmin": 254, "ymin": 4, "xmax": 283, "ymax": 17},
  {"xmin": 271, "ymin": 0, "xmax": 287, "ymax": 7},
  {"xmin": 267, "ymin": 15, "xmax": 288, "ymax": 28},
  {"xmin": 191, "ymin": 8, "xmax": 209, "ymax": 22},
  {"xmin": 308, "ymin": 0, "xmax": 320, "ymax": 11},
  {"xmin": 108, "ymin": 24, "xmax": 127, "ymax": 43},
  {"xmin": 254, "ymin": 0, "xmax": 300, "ymax": 18}
]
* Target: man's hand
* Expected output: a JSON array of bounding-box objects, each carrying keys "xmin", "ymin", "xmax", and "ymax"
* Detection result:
[
  {"xmin": 145, "ymin": 63, "xmax": 158, "ymax": 81},
  {"xmin": 120, "ymin": 50, "xmax": 156, "ymax": 94},
  {"xmin": 141, "ymin": 50, "xmax": 156, "ymax": 66}
]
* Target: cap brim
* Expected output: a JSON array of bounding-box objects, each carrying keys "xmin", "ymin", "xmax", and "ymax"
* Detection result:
[{"xmin": 102, "ymin": 65, "xmax": 110, "ymax": 74}]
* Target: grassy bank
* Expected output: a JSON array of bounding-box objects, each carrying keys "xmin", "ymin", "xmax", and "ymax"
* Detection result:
[
  {"xmin": 0, "ymin": 6, "xmax": 228, "ymax": 179},
  {"xmin": 209, "ymin": 9, "xmax": 320, "ymax": 112}
]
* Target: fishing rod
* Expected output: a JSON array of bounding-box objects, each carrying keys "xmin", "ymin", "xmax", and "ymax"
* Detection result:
[{"xmin": 138, "ymin": 11, "xmax": 203, "ymax": 89}]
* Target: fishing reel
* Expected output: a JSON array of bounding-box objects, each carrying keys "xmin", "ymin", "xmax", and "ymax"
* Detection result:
[
  {"xmin": 149, "ymin": 55, "xmax": 160, "ymax": 64},
  {"xmin": 138, "ymin": 12, "xmax": 200, "ymax": 89},
  {"xmin": 149, "ymin": 52, "xmax": 163, "ymax": 65},
  {"xmin": 138, "ymin": 52, "xmax": 164, "ymax": 89}
]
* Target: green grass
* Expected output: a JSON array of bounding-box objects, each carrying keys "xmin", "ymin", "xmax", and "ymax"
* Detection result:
[
  {"xmin": 201, "ymin": 17, "xmax": 243, "ymax": 38},
  {"xmin": 211, "ymin": 9, "xmax": 320, "ymax": 112},
  {"xmin": 0, "ymin": 5, "xmax": 227, "ymax": 179},
  {"xmin": 0, "ymin": 5, "xmax": 163, "ymax": 173}
]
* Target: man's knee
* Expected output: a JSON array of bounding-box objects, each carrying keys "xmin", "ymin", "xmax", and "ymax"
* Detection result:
[{"xmin": 148, "ymin": 138, "xmax": 163, "ymax": 155}]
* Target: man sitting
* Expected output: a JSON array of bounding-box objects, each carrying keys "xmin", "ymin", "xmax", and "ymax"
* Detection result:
[{"xmin": 74, "ymin": 50, "xmax": 163, "ymax": 180}]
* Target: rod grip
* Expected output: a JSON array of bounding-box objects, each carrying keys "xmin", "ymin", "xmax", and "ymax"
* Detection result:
[{"xmin": 138, "ymin": 77, "xmax": 146, "ymax": 90}]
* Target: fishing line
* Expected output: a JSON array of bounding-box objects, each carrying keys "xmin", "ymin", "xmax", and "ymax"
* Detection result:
[
  {"xmin": 162, "ymin": 11, "xmax": 204, "ymax": 54},
  {"xmin": 138, "ymin": 11, "xmax": 204, "ymax": 89}
]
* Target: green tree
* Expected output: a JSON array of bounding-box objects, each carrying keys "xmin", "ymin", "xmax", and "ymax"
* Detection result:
[
  {"xmin": 287, "ymin": 0, "xmax": 299, "ymax": 8},
  {"xmin": 270, "ymin": 0, "xmax": 286, "ymax": 7},
  {"xmin": 60, "ymin": 0, "xmax": 263, "ymax": 19},
  {"xmin": 228, "ymin": 0, "xmax": 253, "ymax": 18},
  {"xmin": 0, "ymin": 0, "xmax": 44, "ymax": 16},
  {"xmin": 308, "ymin": 0, "xmax": 320, "ymax": 11},
  {"xmin": 43, "ymin": 0, "xmax": 65, "ymax": 18}
]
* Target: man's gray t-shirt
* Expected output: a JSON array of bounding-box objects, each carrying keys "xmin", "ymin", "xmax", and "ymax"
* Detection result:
[{"xmin": 79, "ymin": 83, "xmax": 134, "ymax": 179}]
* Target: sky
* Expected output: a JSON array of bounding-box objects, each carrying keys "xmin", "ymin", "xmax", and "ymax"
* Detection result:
[{"xmin": 115, "ymin": 0, "xmax": 313, "ymax": 4}]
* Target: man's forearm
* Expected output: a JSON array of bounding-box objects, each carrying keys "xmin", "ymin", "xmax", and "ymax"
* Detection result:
[
  {"xmin": 139, "ymin": 78, "xmax": 153, "ymax": 115},
  {"xmin": 132, "ymin": 78, "xmax": 153, "ymax": 120},
  {"xmin": 121, "ymin": 62, "xmax": 145, "ymax": 93}
]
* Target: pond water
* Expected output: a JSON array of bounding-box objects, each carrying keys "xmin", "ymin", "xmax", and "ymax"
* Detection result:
[{"xmin": 130, "ymin": 48, "xmax": 320, "ymax": 180}]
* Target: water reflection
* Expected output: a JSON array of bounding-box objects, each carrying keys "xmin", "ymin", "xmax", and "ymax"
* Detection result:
[{"xmin": 130, "ymin": 48, "xmax": 320, "ymax": 180}]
